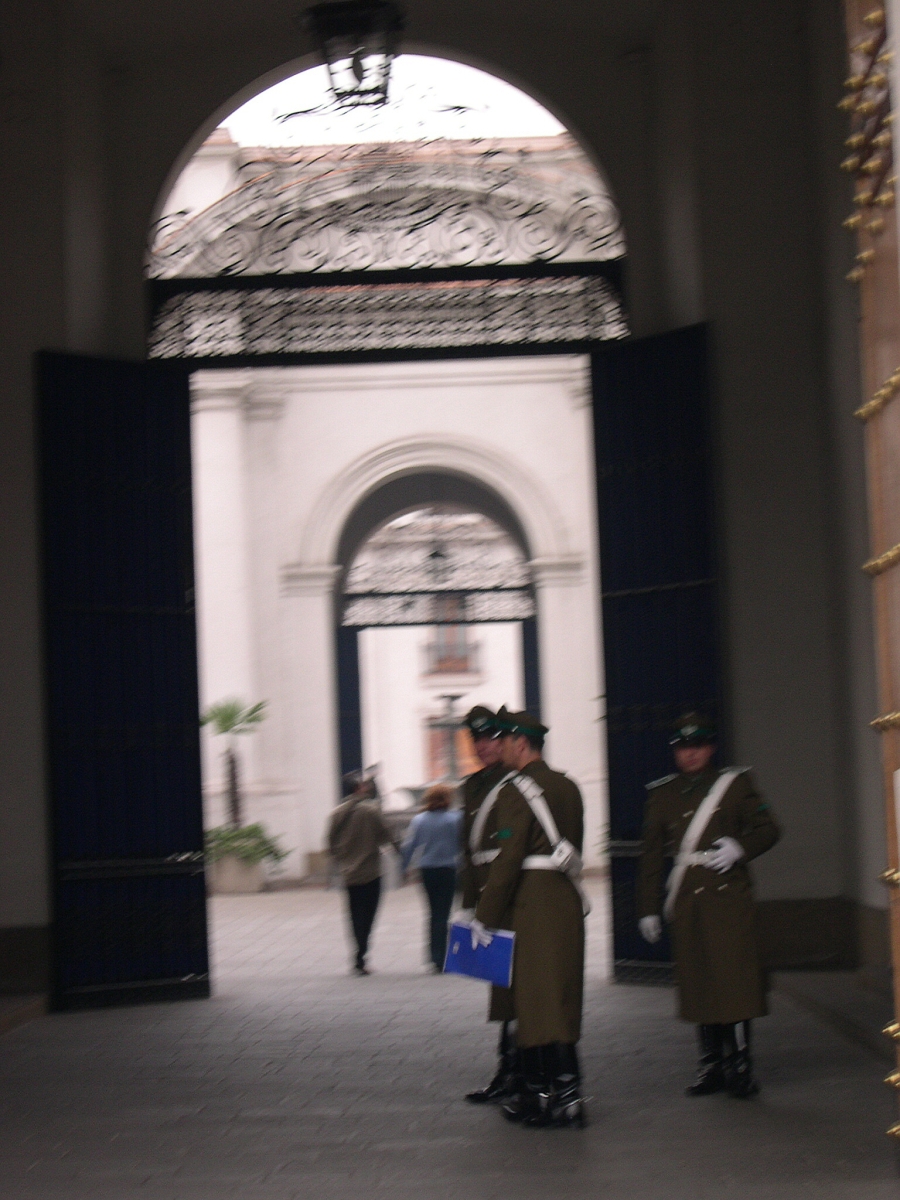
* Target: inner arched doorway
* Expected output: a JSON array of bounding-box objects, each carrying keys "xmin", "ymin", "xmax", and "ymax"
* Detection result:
[{"xmin": 334, "ymin": 483, "xmax": 541, "ymax": 802}]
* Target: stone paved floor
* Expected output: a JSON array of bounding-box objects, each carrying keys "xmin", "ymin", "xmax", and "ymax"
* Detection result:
[{"xmin": 0, "ymin": 881, "xmax": 897, "ymax": 1199}]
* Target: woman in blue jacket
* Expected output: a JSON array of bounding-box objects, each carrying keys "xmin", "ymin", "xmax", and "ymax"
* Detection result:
[{"xmin": 402, "ymin": 784, "xmax": 462, "ymax": 972}]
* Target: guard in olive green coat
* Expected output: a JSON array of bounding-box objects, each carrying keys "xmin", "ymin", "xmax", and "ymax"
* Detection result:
[
  {"xmin": 457, "ymin": 706, "xmax": 519, "ymax": 1106},
  {"xmin": 459, "ymin": 706, "xmax": 508, "ymax": 912},
  {"xmin": 637, "ymin": 713, "xmax": 780, "ymax": 1099},
  {"xmin": 473, "ymin": 709, "xmax": 587, "ymax": 1128}
]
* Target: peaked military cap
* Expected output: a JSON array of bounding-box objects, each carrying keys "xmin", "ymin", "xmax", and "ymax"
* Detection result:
[
  {"xmin": 669, "ymin": 712, "xmax": 716, "ymax": 746},
  {"xmin": 496, "ymin": 706, "xmax": 549, "ymax": 737},
  {"xmin": 463, "ymin": 705, "xmax": 500, "ymax": 738}
]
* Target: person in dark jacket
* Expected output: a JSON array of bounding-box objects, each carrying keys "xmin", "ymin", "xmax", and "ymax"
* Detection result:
[
  {"xmin": 401, "ymin": 784, "xmax": 462, "ymax": 972},
  {"xmin": 636, "ymin": 713, "xmax": 781, "ymax": 1098}
]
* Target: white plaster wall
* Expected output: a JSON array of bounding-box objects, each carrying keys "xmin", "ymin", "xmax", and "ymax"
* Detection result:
[
  {"xmin": 191, "ymin": 372, "xmax": 258, "ymax": 829},
  {"xmin": 359, "ymin": 622, "xmax": 524, "ymax": 809},
  {"xmin": 162, "ymin": 138, "xmax": 241, "ymax": 223},
  {"xmin": 191, "ymin": 355, "xmax": 607, "ymax": 877}
]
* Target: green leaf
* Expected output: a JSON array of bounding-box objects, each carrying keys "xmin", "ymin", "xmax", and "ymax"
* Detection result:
[
  {"xmin": 204, "ymin": 822, "xmax": 289, "ymax": 864},
  {"xmin": 200, "ymin": 698, "xmax": 268, "ymax": 736}
]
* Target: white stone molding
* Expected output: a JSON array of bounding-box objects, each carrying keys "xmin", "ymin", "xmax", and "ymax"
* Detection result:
[
  {"xmin": 189, "ymin": 368, "xmax": 252, "ymax": 414},
  {"xmin": 245, "ymin": 357, "xmax": 589, "ymax": 396},
  {"xmin": 529, "ymin": 555, "xmax": 585, "ymax": 587},
  {"xmin": 280, "ymin": 563, "xmax": 342, "ymax": 597},
  {"xmin": 565, "ymin": 367, "xmax": 593, "ymax": 410},
  {"xmin": 244, "ymin": 383, "xmax": 289, "ymax": 422},
  {"xmin": 297, "ymin": 433, "xmax": 572, "ymax": 570}
]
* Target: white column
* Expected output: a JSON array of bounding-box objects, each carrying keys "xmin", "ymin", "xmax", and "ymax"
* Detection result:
[
  {"xmin": 190, "ymin": 371, "xmax": 254, "ymax": 824},
  {"xmin": 531, "ymin": 556, "xmax": 607, "ymax": 870},
  {"xmin": 279, "ymin": 564, "xmax": 342, "ymax": 859}
]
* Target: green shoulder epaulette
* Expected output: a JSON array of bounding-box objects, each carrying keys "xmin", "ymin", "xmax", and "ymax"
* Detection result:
[{"xmin": 646, "ymin": 773, "xmax": 677, "ymax": 790}]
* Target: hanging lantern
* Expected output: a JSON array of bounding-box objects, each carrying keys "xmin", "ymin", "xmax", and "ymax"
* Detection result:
[{"xmin": 305, "ymin": 0, "xmax": 404, "ymax": 108}]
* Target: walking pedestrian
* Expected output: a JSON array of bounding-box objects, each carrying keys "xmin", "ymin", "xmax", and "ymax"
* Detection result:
[
  {"xmin": 401, "ymin": 784, "xmax": 462, "ymax": 972},
  {"xmin": 327, "ymin": 772, "xmax": 400, "ymax": 976},
  {"xmin": 636, "ymin": 713, "xmax": 781, "ymax": 1097},
  {"xmin": 471, "ymin": 709, "xmax": 588, "ymax": 1128}
]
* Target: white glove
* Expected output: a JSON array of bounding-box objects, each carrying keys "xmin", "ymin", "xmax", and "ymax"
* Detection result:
[
  {"xmin": 469, "ymin": 917, "xmax": 494, "ymax": 949},
  {"xmin": 639, "ymin": 915, "xmax": 662, "ymax": 944},
  {"xmin": 707, "ymin": 836, "xmax": 744, "ymax": 873},
  {"xmin": 450, "ymin": 908, "xmax": 475, "ymax": 927}
]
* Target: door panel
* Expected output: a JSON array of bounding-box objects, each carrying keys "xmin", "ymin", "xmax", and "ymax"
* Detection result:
[
  {"xmin": 592, "ymin": 326, "xmax": 722, "ymax": 979},
  {"xmin": 522, "ymin": 615, "xmax": 541, "ymax": 719},
  {"xmin": 38, "ymin": 353, "xmax": 208, "ymax": 1009},
  {"xmin": 336, "ymin": 625, "xmax": 363, "ymax": 778}
]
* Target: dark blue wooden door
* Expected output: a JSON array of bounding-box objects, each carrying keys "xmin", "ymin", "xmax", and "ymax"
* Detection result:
[
  {"xmin": 336, "ymin": 625, "xmax": 363, "ymax": 779},
  {"xmin": 522, "ymin": 616, "xmax": 542, "ymax": 720},
  {"xmin": 38, "ymin": 353, "xmax": 209, "ymax": 1009},
  {"xmin": 591, "ymin": 326, "xmax": 722, "ymax": 980}
]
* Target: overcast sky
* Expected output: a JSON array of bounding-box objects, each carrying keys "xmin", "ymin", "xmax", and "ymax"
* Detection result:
[{"xmin": 222, "ymin": 55, "xmax": 565, "ymax": 146}]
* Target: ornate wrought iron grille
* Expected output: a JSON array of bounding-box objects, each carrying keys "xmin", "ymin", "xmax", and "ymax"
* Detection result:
[
  {"xmin": 147, "ymin": 136, "xmax": 627, "ymax": 362},
  {"xmin": 343, "ymin": 589, "xmax": 534, "ymax": 626},
  {"xmin": 148, "ymin": 137, "xmax": 624, "ymax": 278},
  {"xmin": 342, "ymin": 508, "xmax": 535, "ymax": 627},
  {"xmin": 148, "ymin": 269, "xmax": 625, "ymax": 361}
]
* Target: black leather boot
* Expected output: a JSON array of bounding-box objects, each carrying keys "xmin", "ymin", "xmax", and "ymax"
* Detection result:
[
  {"xmin": 466, "ymin": 1022, "xmax": 519, "ymax": 1104},
  {"xmin": 522, "ymin": 1043, "xmax": 587, "ymax": 1128},
  {"xmin": 501, "ymin": 1045, "xmax": 546, "ymax": 1123},
  {"xmin": 723, "ymin": 1021, "xmax": 759, "ymax": 1098},
  {"xmin": 685, "ymin": 1024, "xmax": 726, "ymax": 1095}
]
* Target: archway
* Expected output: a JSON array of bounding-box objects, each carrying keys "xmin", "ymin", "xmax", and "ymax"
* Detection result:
[
  {"xmin": 38, "ymin": 51, "xmax": 721, "ymax": 1005},
  {"xmin": 167, "ymin": 53, "xmax": 627, "ymax": 906},
  {"xmin": 333, "ymin": 483, "xmax": 540, "ymax": 801}
]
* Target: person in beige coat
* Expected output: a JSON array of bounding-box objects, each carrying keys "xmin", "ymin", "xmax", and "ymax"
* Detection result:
[
  {"xmin": 637, "ymin": 713, "xmax": 780, "ymax": 1098},
  {"xmin": 327, "ymin": 773, "xmax": 399, "ymax": 976},
  {"xmin": 472, "ymin": 709, "xmax": 587, "ymax": 1128}
]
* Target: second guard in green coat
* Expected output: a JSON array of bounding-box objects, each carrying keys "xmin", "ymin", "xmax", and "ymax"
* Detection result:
[
  {"xmin": 472, "ymin": 709, "xmax": 588, "ymax": 1128},
  {"xmin": 636, "ymin": 713, "xmax": 781, "ymax": 1098}
]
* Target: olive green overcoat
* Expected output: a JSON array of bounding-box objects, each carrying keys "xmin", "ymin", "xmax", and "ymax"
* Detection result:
[
  {"xmin": 459, "ymin": 762, "xmax": 508, "ymax": 910},
  {"xmin": 636, "ymin": 766, "xmax": 780, "ymax": 1024},
  {"xmin": 474, "ymin": 760, "xmax": 585, "ymax": 1048}
]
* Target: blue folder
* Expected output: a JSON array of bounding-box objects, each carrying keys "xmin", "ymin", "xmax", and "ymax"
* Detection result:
[{"xmin": 443, "ymin": 922, "xmax": 515, "ymax": 987}]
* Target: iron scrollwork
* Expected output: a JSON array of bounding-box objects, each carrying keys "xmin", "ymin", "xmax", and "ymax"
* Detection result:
[
  {"xmin": 148, "ymin": 137, "xmax": 625, "ymax": 279},
  {"xmin": 341, "ymin": 508, "xmax": 536, "ymax": 627},
  {"xmin": 148, "ymin": 272, "xmax": 626, "ymax": 360}
]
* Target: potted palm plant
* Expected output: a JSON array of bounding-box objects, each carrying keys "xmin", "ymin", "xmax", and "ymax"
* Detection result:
[{"xmin": 201, "ymin": 699, "xmax": 288, "ymax": 892}]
